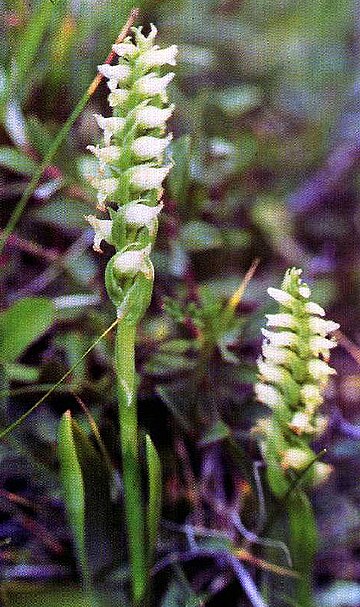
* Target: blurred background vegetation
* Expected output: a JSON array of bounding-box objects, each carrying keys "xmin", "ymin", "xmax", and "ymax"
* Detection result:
[{"xmin": 1, "ymin": 0, "xmax": 360, "ymax": 606}]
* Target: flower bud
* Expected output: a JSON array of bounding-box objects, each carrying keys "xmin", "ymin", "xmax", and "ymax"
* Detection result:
[
  {"xmin": 129, "ymin": 164, "xmax": 172, "ymax": 191},
  {"xmin": 288, "ymin": 412, "xmax": 314, "ymax": 435},
  {"xmin": 281, "ymin": 448, "xmax": 313, "ymax": 471},
  {"xmin": 267, "ymin": 287, "xmax": 296, "ymax": 308},
  {"xmin": 132, "ymin": 23, "xmax": 158, "ymax": 48},
  {"xmin": 132, "ymin": 134, "xmax": 172, "ymax": 160},
  {"xmin": 300, "ymin": 384, "xmax": 323, "ymax": 408},
  {"xmin": 257, "ymin": 358, "xmax": 286, "ymax": 385},
  {"xmin": 113, "ymin": 245, "xmax": 153, "ymax": 280}
]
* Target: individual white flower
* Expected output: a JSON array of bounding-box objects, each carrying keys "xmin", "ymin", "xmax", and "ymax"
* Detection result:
[
  {"xmin": 267, "ymin": 287, "xmax": 296, "ymax": 309},
  {"xmin": 136, "ymin": 104, "xmax": 174, "ymax": 129},
  {"xmin": 89, "ymin": 176, "xmax": 118, "ymax": 208},
  {"xmin": 87, "ymin": 145, "xmax": 121, "ymax": 163},
  {"xmin": 113, "ymin": 245, "xmax": 153, "ymax": 280},
  {"xmin": 261, "ymin": 328, "xmax": 298, "ymax": 348},
  {"xmin": 122, "ymin": 201, "xmax": 163, "ymax": 227},
  {"xmin": 254, "ymin": 383, "xmax": 284, "ymax": 408},
  {"xmin": 309, "ymin": 336, "xmax": 336, "ymax": 356},
  {"xmin": 308, "ymin": 359, "xmax": 336, "ymax": 381},
  {"xmin": 300, "ymin": 384, "xmax": 323, "ymax": 408},
  {"xmin": 309, "ymin": 317, "xmax": 340, "ymax": 337},
  {"xmin": 288, "ymin": 411, "xmax": 314, "ymax": 435},
  {"xmin": 132, "ymin": 134, "xmax": 172, "ymax": 160},
  {"xmin": 261, "ymin": 343, "xmax": 295, "ymax": 366},
  {"xmin": 281, "ymin": 448, "xmax": 313, "ymax": 471},
  {"xmin": 257, "ymin": 358, "xmax": 286, "ymax": 385},
  {"xmin": 137, "ymin": 44, "xmax": 178, "ymax": 70},
  {"xmin": 129, "ymin": 164, "xmax": 172, "ymax": 191},
  {"xmin": 97, "ymin": 64, "xmax": 131, "ymax": 92},
  {"xmin": 94, "ymin": 114, "xmax": 126, "ymax": 145},
  {"xmin": 108, "ymin": 89, "xmax": 129, "ymax": 108},
  {"xmin": 85, "ymin": 215, "xmax": 113, "ymax": 252},
  {"xmin": 265, "ymin": 313, "xmax": 296, "ymax": 329},
  {"xmin": 304, "ymin": 301, "xmax": 326, "ymax": 316},
  {"xmin": 134, "ymin": 72, "xmax": 175, "ymax": 98},
  {"xmin": 112, "ymin": 41, "xmax": 138, "ymax": 58},
  {"xmin": 299, "ymin": 284, "xmax": 311, "ymax": 298}
]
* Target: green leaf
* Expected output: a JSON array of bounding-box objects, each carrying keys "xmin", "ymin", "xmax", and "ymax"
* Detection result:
[
  {"xmin": 201, "ymin": 420, "xmax": 230, "ymax": 445},
  {"xmin": 11, "ymin": 1, "xmax": 54, "ymax": 96},
  {"xmin": 216, "ymin": 85, "xmax": 261, "ymax": 117},
  {"xmin": 0, "ymin": 146, "xmax": 39, "ymax": 176},
  {"xmin": 287, "ymin": 490, "xmax": 317, "ymax": 607},
  {"xmin": 180, "ymin": 220, "xmax": 223, "ymax": 251},
  {"xmin": 4, "ymin": 363, "xmax": 39, "ymax": 382},
  {"xmin": 58, "ymin": 411, "xmax": 87, "ymax": 580},
  {"xmin": 168, "ymin": 135, "xmax": 191, "ymax": 204},
  {"xmin": 58, "ymin": 412, "xmax": 115, "ymax": 581},
  {"xmin": 0, "ymin": 297, "xmax": 55, "ymax": 364},
  {"xmin": 145, "ymin": 434, "xmax": 162, "ymax": 567}
]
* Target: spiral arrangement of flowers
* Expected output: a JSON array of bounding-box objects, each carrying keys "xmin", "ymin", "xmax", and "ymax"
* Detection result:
[
  {"xmin": 254, "ymin": 268, "xmax": 339, "ymax": 495},
  {"xmin": 86, "ymin": 23, "xmax": 177, "ymax": 318}
]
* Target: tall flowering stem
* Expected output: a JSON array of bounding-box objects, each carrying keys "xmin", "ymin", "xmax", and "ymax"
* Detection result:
[
  {"xmin": 254, "ymin": 268, "xmax": 339, "ymax": 606},
  {"xmin": 86, "ymin": 24, "xmax": 177, "ymax": 605}
]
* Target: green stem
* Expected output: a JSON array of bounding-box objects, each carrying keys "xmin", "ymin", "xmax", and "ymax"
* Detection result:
[{"xmin": 115, "ymin": 319, "xmax": 147, "ymax": 606}]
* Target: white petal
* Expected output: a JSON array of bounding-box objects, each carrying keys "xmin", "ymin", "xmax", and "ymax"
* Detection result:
[
  {"xmin": 85, "ymin": 215, "xmax": 113, "ymax": 252},
  {"xmin": 122, "ymin": 202, "xmax": 163, "ymax": 227},
  {"xmin": 267, "ymin": 287, "xmax": 296, "ymax": 308},
  {"xmin": 254, "ymin": 383, "xmax": 284, "ymax": 408},
  {"xmin": 94, "ymin": 114, "xmax": 125, "ymax": 145},
  {"xmin": 261, "ymin": 343, "xmax": 295, "ymax": 366},
  {"xmin": 281, "ymin": 448, "xmax": 313, "ymax": 471},
  {"xmin": 138, "ymin": 45, "xmax": 178, "ymax": 69},
  {"xmin": 288, "ymin": 412, "xmax": 314, "ymax": 434},
  {"xmin": 299, "ymin": 284, "xmax": 311, "ymax": 298},
  {"xmin": 265, "ymin": 313, "xmax": 296, "ymax": 329},
  {"xmin": 87, "ymin": 145, "xmax": 120, "ymax": 163},
  {"xmin": 108, "ymin": 89, "xmax": 129, "ymax": 107},
  {"xmin": 135, "ymin": 72, "xmax": 175, "ymax": 96},
  {"xmin": 129, "ymin": 164, "xmax": 172, "ymax": 191},
  {"xmin": 308, "ymin": 359, "xmax": 336, "ymax": 381},
  {"xmin": 261, "ymin": 328, "xmax": 297, "ymax": 348},
  {"xmin": 300, "ymin": 384, "xmax": 323, "ymax": 408},
  {"xmin": 309, "ymin": 336, "xmax": 336, "ymax": 356},
  {"xmin": 97, "ymin": 64, "xmax": 130, "ymax": 91},
  {"xmin": 257, "ymin": 358, "xmax": 285, "ymax": 384},
  {"xmin": 112, "ymin": 42, "xmax": 137, "ymax": 58},
  {"xmin": 309, "ymin": 317, "xmax": 340, "ymax": 337},
  {"xmin": 132, "ymin": 134, "xmax": 172, "ymax": 160},
  {"xmin": 304, "ymin": 301, "xmax": 325, "ymax": 316},
  {"xmin": 113, "ymin": 245, "xmax": 153, "ymax": 279},
  {"xmin": 136, "ymin": 104, "xmax": 174, "ymax": 129}
]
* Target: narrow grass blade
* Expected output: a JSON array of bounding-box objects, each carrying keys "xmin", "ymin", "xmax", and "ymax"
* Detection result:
[
  {"xmin": 145, "ymin": 434, "xmax": 162, "ymax": 566},
  {"xmin": 58, "ymin": 411, "xmax": 87, "ymax": 582}
]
